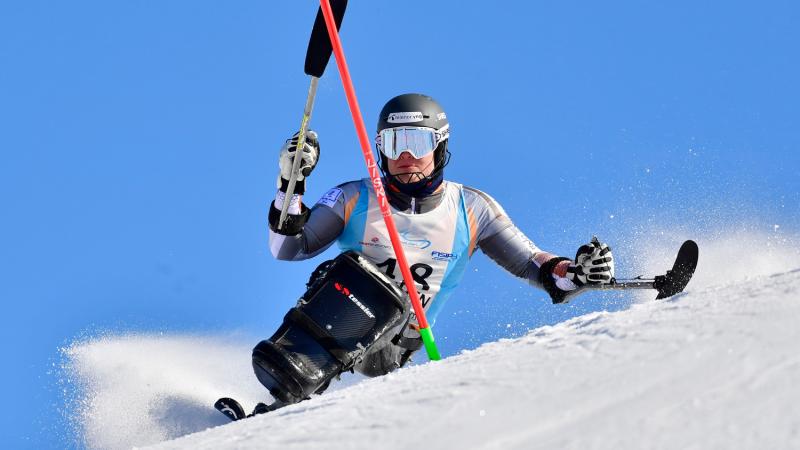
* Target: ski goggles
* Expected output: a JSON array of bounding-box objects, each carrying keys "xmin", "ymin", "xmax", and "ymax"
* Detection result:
[{"xmin": 375, "ymin": 125, "xmax": 449, "ymax": 160}]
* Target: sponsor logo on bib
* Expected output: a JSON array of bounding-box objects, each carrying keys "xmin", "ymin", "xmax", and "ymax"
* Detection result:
[
  {"xmin": 359, "ymin": 237, "xmax": 390, "ymax": 249},
  {"xmin": 399, "ymin": 231, "xmax": 432, "ymax": 249},
  {"xmin": 431, "ymin": 250, "xmax": 458, "ymax": 262}
]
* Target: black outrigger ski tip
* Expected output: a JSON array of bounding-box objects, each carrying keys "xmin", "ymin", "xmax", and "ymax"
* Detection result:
[
  {"xmin": 215, "ymin": 397, "xmax": 247, "ymax": 421},
  {"xmin": 304, "ymin": 0, "xmax": 348, "ymax": 78},
  {"xmin": 654, "ymin": 240, "xmax": 699, "ymax": 299}
]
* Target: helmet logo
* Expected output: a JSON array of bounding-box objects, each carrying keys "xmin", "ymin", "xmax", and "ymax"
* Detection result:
[
  {"xmin": 436, "ymin": 112, "xmax": 447, "ymax": 120},
  {"xmin": 388, "ymin": 112, "xmax": 424, "ymax": 123}
]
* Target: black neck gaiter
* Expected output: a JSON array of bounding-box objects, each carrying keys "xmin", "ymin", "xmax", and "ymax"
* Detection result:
[{"xmin": 387, "ymin": 169, "xmax": 444, "ymax": 198}]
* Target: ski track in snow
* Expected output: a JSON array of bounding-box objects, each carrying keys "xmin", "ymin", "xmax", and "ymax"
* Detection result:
[{"xmin": 59, "ymin": 231, "xmax": 800, "ymax": 449}]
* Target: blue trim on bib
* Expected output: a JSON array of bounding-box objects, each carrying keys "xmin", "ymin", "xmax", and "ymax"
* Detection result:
[
  {"xmin": 426, "ymin": 187, "xmax": 471, "ymax": 323},
  {"xmin": 337, "ymin": 179, "xmax": 370, "ymax": 254}
]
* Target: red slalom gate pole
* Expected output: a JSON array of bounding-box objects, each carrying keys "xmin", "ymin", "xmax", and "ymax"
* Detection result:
[{"xmin": 318, "ymin": 0, "xmax": 440, "ymax": 361}]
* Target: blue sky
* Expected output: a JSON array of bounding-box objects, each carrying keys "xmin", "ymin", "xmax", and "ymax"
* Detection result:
[{"xmin": 1, "ymin": 1, "xmax": 798, "ymax": 447}]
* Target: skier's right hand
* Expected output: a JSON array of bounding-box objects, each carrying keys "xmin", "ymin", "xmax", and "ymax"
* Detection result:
[
  {"xmin": 277, "ymin": 130, "xmax": 320, "ymax": 193},
  {"xmin": 566, "ymin": 238, "xmax": 615, "ymax": 286}
]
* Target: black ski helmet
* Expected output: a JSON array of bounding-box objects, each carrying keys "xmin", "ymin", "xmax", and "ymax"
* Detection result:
[
  {"xmin": 376, "ymin": 93, "xmax": 449, "ymax": 133},
  {"xmin": 375, "ymin": 93, "xmax": 450, "ymax": 189}
]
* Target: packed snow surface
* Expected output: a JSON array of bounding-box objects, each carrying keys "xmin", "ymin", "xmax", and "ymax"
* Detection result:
[
  {"xmin": 61, "ymin": 233, "xmax": 800, "ymax": 449},
  {"xmin": 147, "ymin": 271, "xmax": 800, "ymax": 450}
]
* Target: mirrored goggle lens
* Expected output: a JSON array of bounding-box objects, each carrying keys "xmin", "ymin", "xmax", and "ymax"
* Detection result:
[{"xmin": 377, "ymin": 127, "xmax": 438, "ymax": 160}]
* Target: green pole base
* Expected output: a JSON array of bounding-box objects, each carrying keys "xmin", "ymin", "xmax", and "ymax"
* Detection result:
[{"xmin": 419, "ymin": 327, "xmax": 441, "ymax": 361}]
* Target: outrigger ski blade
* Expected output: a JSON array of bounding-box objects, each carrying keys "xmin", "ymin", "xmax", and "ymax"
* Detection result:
[{"xmin": 654, "ymin": 240, "xmax": 699, "ymax": 299}]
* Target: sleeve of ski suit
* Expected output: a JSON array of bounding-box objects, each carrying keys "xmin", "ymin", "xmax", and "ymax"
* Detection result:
[
  {"xmin": 462, "ymin": 186, "xmax": 578, "ymax": 303},
  {"xmin": 268, "ymin": 181, "xmax": 361, "ymax": 261}
]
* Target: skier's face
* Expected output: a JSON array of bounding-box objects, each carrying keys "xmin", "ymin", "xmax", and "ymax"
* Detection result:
[{"xmin": 387, "ymin": 150, "xmax": 435, "ymax": 183}]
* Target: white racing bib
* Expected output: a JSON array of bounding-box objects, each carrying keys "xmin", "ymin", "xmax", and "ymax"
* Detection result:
[{"xmin": 337, "ymin": 179, "xmax": 471, "ymax": 332}]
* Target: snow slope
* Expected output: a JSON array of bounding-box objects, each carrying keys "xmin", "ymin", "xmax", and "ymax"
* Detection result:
[
  {"xmin": 61, "ymin": 232, "xmax": 800, "ymax": 449},
  {"xmin": 143, "ymin": 269, "xmax": 800, "ymax": 450}
]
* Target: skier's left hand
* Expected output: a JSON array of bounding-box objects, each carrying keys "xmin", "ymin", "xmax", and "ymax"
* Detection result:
[{"xmin": 567, "ymin": 238, "xmax": 615, "ymax": 286}]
